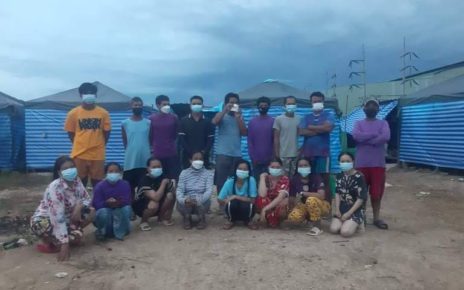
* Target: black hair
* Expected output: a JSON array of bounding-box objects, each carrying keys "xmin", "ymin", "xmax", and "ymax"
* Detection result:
[
  {"xmin": 105, "ymin": 162, "xmax": 122, "ymax": 172},
  {"xmin": 53, "ymin": 155, "xmax": 74, "ymax": 180},
  {"xmin": 131, "ymin": 96, "xmax": 143, "ymax": 105},
  {"xmin": 189, "ymin": 151, "xmax": 204, "ymax": 160},
  {"xmin": 310, "ymin": 91, "xmax": 325, "ymax": 101},
  {"xmin": 256, "ymin": 96, "xmax": 271, "ymax": 107},
  {"xmin": 232, "ymin": 159, "xmax": 251, "ymax": 196},
  {"xmin": 156, "ymin": 95, "xmax": 170, "ymax": 105},
  {"xmin": 294, "ymin": 157, "xmax": 312, "ymax": 176},
  {"xmin": 224, "ymin": 92, "xmax": 239, "ymax": 104},
  {"xmin": 284, "ymin": 95, "xmax": 296, "ymax": 105},
  {"xmin": 146, "ymin": 157, "xmax": 162, "ymax": 167},
  {"xmin": 338, "ymin": 151, "xmax": 355, "ymax": 161},
  {"xmin": 78, "ymin": 82, "xmax": 97, "ymax": 95},
  {"xmin": 190, "ymin": 95, "xmax": 204, "ymax": 103},
  {"xmin": 269, "ymin": 157, "xmax": 283, "ymax": 166}
]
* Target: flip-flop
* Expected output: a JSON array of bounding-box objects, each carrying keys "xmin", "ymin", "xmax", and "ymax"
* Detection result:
[
  {"xmin": 223, "ymin": 222, "xmax": 234, "ymax": 230},
  {"xmin": 139, "ymin": 222, "xmax": 152, "ymax": 231},
  {"xmin": 374, "ymin": 219, "xmax": 389, "ymax": 230},
  {"xmin": 307, "ymin": 226, "xmax": 323, "ymax": 236},
  {"xmin": 36, "ymin": 243, "xmax": 60, "ymax": 254},
  {"xmin": 246, "ymin": 222, "xmax": 259, "ymax": 230},
  {"xmin": 162, "ymin": 219, "xmax": 174, "ymax": 226}
]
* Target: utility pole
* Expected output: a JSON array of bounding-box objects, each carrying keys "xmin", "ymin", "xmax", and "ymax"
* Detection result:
[
  {"xmin": 348, "ymin": 44, "xmax": 367, "ymax": 104},
  {"xmin": 400, "ymin": 37, "xmax": 420, "ymax": 96}
]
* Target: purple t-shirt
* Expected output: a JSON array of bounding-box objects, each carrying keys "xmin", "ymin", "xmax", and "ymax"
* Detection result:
[
  {"xmin": 149, "ymin": 113, "xmax": 178, "ymax": 158},
  {"xmin": 352, "ymin": 119, "xmax": 390, "ymax": 168},
  {"xmin": 247, "ymin": 115, "xmax": 274, "ymax": 164},
  {"xmin": 299, "ymin": 111, "xmax": 334, "ymax": 157},
  {"xmin": 92, "ymin": 179, "xmax": 131, "ymax": 210}
]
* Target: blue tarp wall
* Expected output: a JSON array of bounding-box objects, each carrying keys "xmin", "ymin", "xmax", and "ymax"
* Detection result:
[{"xmin": 0, "ymin": 107, "xmax": 25, "ymax": 170}]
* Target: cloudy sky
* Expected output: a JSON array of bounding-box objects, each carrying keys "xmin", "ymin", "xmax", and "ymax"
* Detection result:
[{"xmin": 1, "ymin": 0, "xmax": 463, "ymax": 104}]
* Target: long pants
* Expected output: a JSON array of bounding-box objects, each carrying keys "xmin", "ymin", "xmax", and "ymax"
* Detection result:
[
  {"xmin": 225, "ymin": 199, "xmax": 255, "ymax": 223},
  {"xmin": 94, "ymin": 206, "xmax": 132, "ymax": 240},
  {"xmin": 177, "ymin": 200, "xmax": 211, "ymax": 217},
  {"xmin": 214, "ymin": 155, "xmax": 241, "ymax": 192},
  {"xmin": 288, "ymin": 197, "xmax": 331, "ymax": 223}
]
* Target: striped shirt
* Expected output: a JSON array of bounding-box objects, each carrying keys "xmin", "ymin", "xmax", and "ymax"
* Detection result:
[{"xmin": 176, "ymin": 167, "xmax": 214, "ymax": 205}]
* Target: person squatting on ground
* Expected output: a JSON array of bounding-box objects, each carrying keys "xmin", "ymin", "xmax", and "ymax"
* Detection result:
[
  {"xmin": 133, "ymin": 157, "xmax": 176, "ymax": 231},
  {"xmin": 217, "ymin": 159, "xmax": 258, "ymax": 230},
  {"xmin": 30, "ymin": 156, "xmax": 95, "ymax": 261},
  {"xmin": 287, "ymin": 157, "xmax": 331, "ymax": 236},
  {"xmin": 176, "ymin": 152, "xmax": 214, "ymax": 230},
  {"xmin": 92, "ymin": 162, "xmax": 132, "ymax": 241}
]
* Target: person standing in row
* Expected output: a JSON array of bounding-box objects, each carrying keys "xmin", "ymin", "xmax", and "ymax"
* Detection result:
[
  {"xmin": 64, "ymin": 82, "xmax": 111, "ymax": 188},
  {"xmin": 247, "ymin": 96, "xmax": 274, "ymax": 182},
  {"xmin": 352, "ymin": 98, "xmax": 390, "ymax": 230},
  {"xmin": 149, "ymin": 95, "xmax": 180, "ymax": 181},
  {"xmin": 179, "ymin": 96, "xmax": 215, "ymax": 169},
  {"xmin": 299, "ymin": 92, "xmax": 334, "ymax": 201},
  {"xmin": 212, "ymin": 93, "xmax": 247, "ymax": 193},
  {"xmin": 122, "ymin": 97, "xmax": 151, "ymax": 199},
  {"xmin": 273, "ymin": 96, "xmax": 300, "ymax": 177}
]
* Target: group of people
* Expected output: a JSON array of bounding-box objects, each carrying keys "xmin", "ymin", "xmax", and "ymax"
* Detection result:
[{"xmin": 30, "ymin": 82, "xmax": 391, "ymax": 261}]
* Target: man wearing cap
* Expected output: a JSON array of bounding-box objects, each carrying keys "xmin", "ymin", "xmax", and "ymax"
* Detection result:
[
  {"xmin": 64, "ymin": 82, "xmax": 111, "ymax": 187},
  {"xmin": 352, "ymin": 98, "xmax": 390, "ymax": 230}
]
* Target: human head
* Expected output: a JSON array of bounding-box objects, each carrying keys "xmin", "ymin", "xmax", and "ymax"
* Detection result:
[
  {"xmin": 131, "ymin": 96, "xmax": 144, "ymax": 116},
  {"xmin": 156, "ymin": 95, "xmax": 170, "ymax": 113},
  {"xmin": 224, "ymin": 92, "xmax": 240, "ymax": 106},
  {"xmin": 310, "ymin": 91, "xmax": 325, "ymax": 112},
  {"xmin": 78, "ymin": 82, "xmax": 98, "ymax": 105},
  {"xmin": 190, "ymin": 96, "xmax": 204, "ymax": 113},
  {"xmin": 268, "ymin": 157, "xmax": 283, "ymax": 176},
  {"xmin": 296, "ymin": 157, "xmax": 311, "ymax": 177},
  {"xmin": 105, "ymin": 162, "xmax": 122, "ymax": 174},
  {"xmin": 234, "ymin": 159, "xmax": 251, "ymax": 180},
  {"xmin": 256, "ymin": 96, "xmax": 271, "ymax": 115},
  {"xmin": 363, "ymin": 98, "xmax": 380, "ymax": 119},
  {"xmin": 53, "ymin": 155, "xmax": 76, "ymax": 180},
  {"xmin": 338, "ymin": 152, "xmax": 355, "ymax": 172},
  {"xmin": 146, "ymin": 157, "xmax": 163, "ymax": 177},
  {"xmin": 284, "ymin": 96, "xmax": 297, "ymax": 114}
]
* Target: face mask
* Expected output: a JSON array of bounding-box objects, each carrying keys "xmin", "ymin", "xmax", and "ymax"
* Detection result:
[
  {"xmin": 106, "ymin": 173, "xmax": 121, "ymax": 183},
  {"xmin": 364, "ymin": 108, "xmax": 378, "ymax": 119},
  {"xmin": 230, "ymin": 104, "xmax": 239, "ymax": 112},
  {"xmin": 82, "ymin": 94, "xmax": 96, "ymax": 104},
  {"xmin": 192, "ymin": 160, "xmax": 204, "ymax": 169},
  {"xmin": 312, "ymin": 102, "xmax": 324, "ymax": 112},
  {"xmin": 150, "ymin": 168, "xmax": 163, "ymax": 178},
  {"xmin": 285, "ymin": 104, "xmax": 297, "ymax": 113},
  {"xmin": 161, "ymin": 105, "xmax": 171, "ymax": 114},
  {"xmin": 269, "ymin": 168, "xmax": 282, "ymax": 177},
  {"xmin": 61, "ymin": 168, "xmax": 78, "ymax": 181},
  {"xmin": 297, "ymin": 167, "xmax": 311, "ymax": 177},
  {"xmin": 191, "ymin": 104, "xmax": 203, "ymax": 113},
  {"xmin": 132, "ymin": 107, "xmax": 143, "ymax": 116},
  {"xmin": 259, "ymin": 107, "xmax": 269, "ymax": 115},
  {"xmin": 340, "ymin": 162, "xmax": 354, "ymax": 172},
  {"xmin": 236, "ymin": 170, "xmax": 249, "ymax": 179}
]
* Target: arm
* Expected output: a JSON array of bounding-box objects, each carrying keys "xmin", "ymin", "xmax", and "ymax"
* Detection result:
[
  {"xmin": 232, "ymin": 195, "xmax": 253, "ymax": 203},
  {"xmin": 46, "ymin": 187, "xmax": 69, "ymax": 245},
  {"xmin": 258, "ymin": 173, "xmax": 268, "ymax": 197},
  {"xmin": 299, "ymin": 128, "xmax": 317, "ymax": 136},
  {"xmin": 67, "ymin": 132, "xmax": 75, "ymax": 143},
  {"xmin": 64, "ymin": 111, "xmax": 75, "ymax": 143},
  {"xmin": 204, "ymin": 121, "xmax": 215, "ymax": 154},
  {"xmin": 176, "ymin": 172, "xmax": 186, "ymax": 205},
  {"xmin": 121, "ymin": 125, "xmax": 127, "ymax": 149},
  {"xmin": 368, "ymin": 121, "xmax": 391, "ymax": 145},
  {"xmin": 247, "ymin": 122, "xmax": 256, "ymax": 161},
  {"xmin": 178, "ymin": 120, "xmax": 191, "ymax": 157},
  {"xmin": 306, "ymin": 121, "xmax": 333, "ymax": 133},
  {"xmin": 334, "ymin": 193, "xmax": 341, "ymax": 217},
  {"xmin": 104, "ymin": 130, "xmax": 111, "ymax": 144},
  {"xmin": 236, "ymin": 113, "xmax": 248, "ymax": 136},
  {"xmin": 212, "ymin": 104, "xmax": 232, "ymax": 125},
  {"xmin": 217, "ymin": 179, "xmax": 233, "ymax": 205},
  {"xmin": 103, "ymin": 111, "xmax": 111, "ymax": 144},
  {"xmin": 352, "ymin": 121, "xmax": 376, "ymax": 143},
  {"xmin": 201, "ymin": 171, "xmax": 214, "ymax": 203},
  {"xmin": 119, "ymin": 181, "xmax": 132, "ymax": 206},
  {"xmin": 273, "ymin": 129, "xmax": 280, "ymax": 158},
  {"xmin": 343, "ymin": 199, "xmax": 364, "ymax": 219},
  {"xmin": 91, "ymin": 183, "xmax": 106, "ymax": 210},
  {"xmin": 303, "ymin": 188, "xmax": 325, "ymax": 200}
]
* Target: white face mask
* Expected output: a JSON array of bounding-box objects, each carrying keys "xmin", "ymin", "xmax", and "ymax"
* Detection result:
[
  {"xmin": 192, "ymin": 160, "xmax": 204, "ymax": 169},
  {"xmin": 161, "ymin": 105, "xmax": 171, "ymax": 114},
  {"xmin": 312, "ymin": 102, "xmax": 324, "ymax": 112},
  {"xmin": 82, "ymin": 94, "xmax": 96, "ymax": 104}
]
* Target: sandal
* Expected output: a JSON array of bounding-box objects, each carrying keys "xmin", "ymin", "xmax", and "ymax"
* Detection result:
[
  {"xmin": 223, "ymin": 221, "xmax": 234, "ymax": 230},
  {"xmin": 307, "ymin": 226, "xmax": 323, "ymax": 236},
  {"xmin": 162, "ymin": 219, "xmax": 174, "ymax": 226},
  {"xmin": 374, "ymin": 219, "xmax": 389, "ymax": 230},
  {"xmin": 246, "ymin": 222, "xmax": 259, "ymax": 230},
  {"xmin": 139, "ymin": 222, "xmax": 152, "ymax": 231},
  {"xmin": 36, "ymin": 243, "xmax": 60, "ymax": 254}
]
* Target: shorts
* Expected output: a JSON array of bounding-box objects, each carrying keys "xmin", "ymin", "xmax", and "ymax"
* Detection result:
[
  {"xmin": 157, "ymin": 155, "xmax": 181, "ymax": 180},
  {"xmin": 74, "ymin": 158, "xmax": 105, "ymax": 181},
  {"xmin": 132, "ymin": 181, "xmax": 175, "ymax": 217},
  {"xmin": 281, "ymin": 157, "xmax": 297, "ymax": 176},
  {"xmin": 309, "ymin": 156, "xmax": 330, "ymax": 174},
  {"xmin": 357, "ymin": 167, "xmax": 386, "ymax": 201}
]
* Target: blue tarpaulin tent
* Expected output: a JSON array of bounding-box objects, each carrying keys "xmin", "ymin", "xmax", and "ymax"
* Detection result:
[
  {"xmin": 0, "ymin": 92, "xmax": 25, "ymax": 170},
  {"xmin": 340, "ymin": 100, "xmax": 398, "ymax": 134}
]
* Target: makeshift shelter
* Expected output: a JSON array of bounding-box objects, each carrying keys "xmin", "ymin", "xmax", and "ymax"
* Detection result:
[
  {"xmin": 0, "ymin": 92, "xmax": 25, "ymax": 170},
  {"xmin": 25, "ymin": 82, "xmax": 136, "ymax": 169},
  {"xmin": 398, "ymin": 74, "xmax": 464, "ymax": 169},
  {"xmin": 214, "ymin": 80, "xmax": 343, "ymax": 173}
]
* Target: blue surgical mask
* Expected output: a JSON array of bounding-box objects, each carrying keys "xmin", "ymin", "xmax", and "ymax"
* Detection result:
[
  {"xmin": 297, "ymin": 167, "xmax": 311, "ymax": 177},
  {"xmin": 285, "ymin": 104, "xmax": 297, "ymax": 113},
  {"xmin": 269, "ymin": 168, "xmax": 282, "ymax": 177},
  {"xmin": 82, "ymin": 94, "xmax": 96, "ymax": 104},
  {"xmin": 150, "ymin": 168, "xmax": 163, "ymax": 178},
  {"xmin": 340, "ymin": 162, "xmax": 354, "ymax": 172},
  {"xmin": 106, "ymin": 173, "xmax": 121, "ymax": 183},
  {"xmin": 61, "ymin": 167, "xmax": 78, "ymax": 181},
  {"xmin": 236, "ymin": 170, "xmax": 249, "ymax": 179},
  {"xmin": 191, "ymin": 104, "xmax": 203, "ymax": 113}
]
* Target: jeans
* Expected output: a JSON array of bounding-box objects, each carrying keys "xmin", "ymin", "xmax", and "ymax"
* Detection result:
[{"xmin": 94, "ymin": 206, "xmax": 132, "ymax": 240}]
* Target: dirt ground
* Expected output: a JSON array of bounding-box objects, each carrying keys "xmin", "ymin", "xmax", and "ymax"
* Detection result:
[{"xmin": 0, "ymin": 167, "xmax": 463, "ymax": 290}]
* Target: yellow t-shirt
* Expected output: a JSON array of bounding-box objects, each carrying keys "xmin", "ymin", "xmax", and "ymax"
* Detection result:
[{"xmin": 64, "ymin": 106, "xmax": 111, "ymax": 160}]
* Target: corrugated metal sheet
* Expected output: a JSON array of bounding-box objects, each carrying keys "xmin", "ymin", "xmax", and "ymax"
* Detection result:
[
  {"xmin": 399, "ymin": 100, "xmax": 464, "ymax": 169},
  {"xmin": 0, "ymin": 113, "xmax": 13, "ymax": 169},
  {"xmin": 26, "ymin": 109, "xmax": 133, "ymax": 169},
  {"xmin": 340, "ymin": 100, "xmax": 398, "ymax": 133},
  {"xmin": 213, "ymin": 107, "xmax": 341, "ymax": 173}
]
